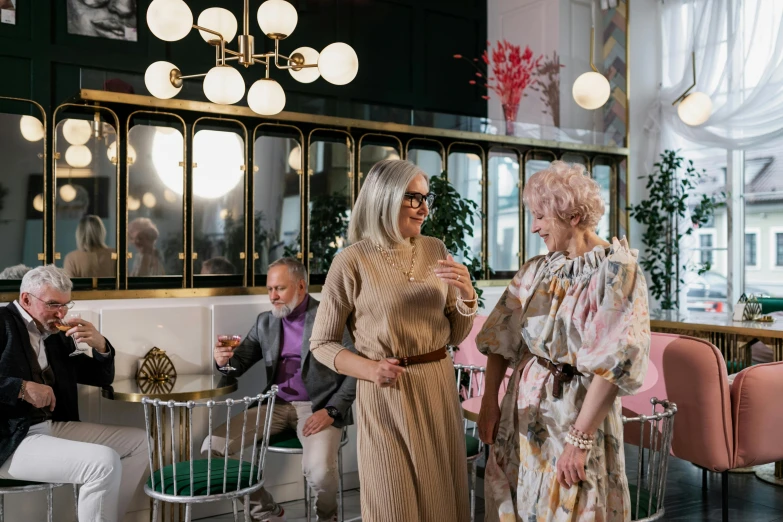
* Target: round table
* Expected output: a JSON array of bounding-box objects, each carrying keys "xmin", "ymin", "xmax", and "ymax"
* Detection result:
[{"xmin": 101, "ymin": 374, "xmax": 237, "ymax": 402}]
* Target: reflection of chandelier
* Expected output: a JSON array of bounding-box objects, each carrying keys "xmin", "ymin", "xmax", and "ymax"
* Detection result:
[{"xmin": 144, "ymin": 0, "xmax": 359, "ymax": 115}]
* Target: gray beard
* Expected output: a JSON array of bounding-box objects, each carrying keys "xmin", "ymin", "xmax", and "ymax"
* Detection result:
[{"xmin": 270, "ymin": 298, "xmax": 299, "ymax": 319}]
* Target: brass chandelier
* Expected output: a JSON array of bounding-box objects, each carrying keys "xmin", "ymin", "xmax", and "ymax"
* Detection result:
[{"xmin": 144, "ymin": 0, "xmax": 359, "ymax": 115}]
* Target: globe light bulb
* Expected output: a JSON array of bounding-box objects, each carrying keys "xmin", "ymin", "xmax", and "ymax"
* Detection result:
[
  {"xmin": 288, "ymin": 146, "xmax": 302, "ymax": 172},
  {"xmin": 59, "ymin": 184, "xmax": 77, "ymax": 203},
  {"xmin": 65, "ymin": 145, "xmax": 92, "ymax": 168},
  {"xmin": 677, "ymin": 92, "xmax": 713, "ymax": 126},
  {"xmin": 288, "ymin": 47, "xmax": 321, "ymax": 83},
  {"xmin": 197, "ymin": 8, "xmax": 238, "ymax": 43},
  {"xmin": 33, "ymin": 194, "xmax": 44, "ymax": 213},
  {"xmin": 247, "ymin": 79, "xmax": 286, "ymax": 115},
  {"xmin": 107, "ymin": 142, "xmax": 137, "ymax": 165},
  {"xmin": 203, "ymin": 65, "xmax": 245, "ymax": 105},
  {"xmin": 143, "ymin": 192, "xmax": 157, "ymax": 208},
  {"xmin": 62, "ymin": 119, "xmax": 92, "ymax": 146},
  {"xmin": 147, "ymin": 0, "xmax": 193, "ymax": 42},
  {"xmin": 128, "ymin": 196, "xmax": 141, "ymax": 211},
  {"xmin": 145, "ymin": 61, "xmax": 183, "ymax": 99},
  {"xmin": 20, "ymin": 116, "xmax": 44, "ymax": 142},
  {"xmin": 318, "ymin": 43, "xmax": 359, "ymax": 85},
  {"xmin": 572, "ymin": 71, "xmax": 611, "ymax": 110},
  {"xmin": 257, "ymin": 0, "xmax": 298, "ymax": 38}
]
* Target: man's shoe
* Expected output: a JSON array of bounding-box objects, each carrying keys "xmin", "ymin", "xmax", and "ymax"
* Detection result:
[{"xmin": 260, "ymin": 508, "xmax": 286, "ymax": 522}]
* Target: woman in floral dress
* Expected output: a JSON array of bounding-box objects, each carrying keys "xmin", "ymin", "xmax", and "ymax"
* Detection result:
[{"xmin": 476, "ymin": 161, "xmax": 651, "ymax": 522}]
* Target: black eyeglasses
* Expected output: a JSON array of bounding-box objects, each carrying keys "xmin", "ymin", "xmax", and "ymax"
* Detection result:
[
  {"xmin": 28, "ymin": 293, "xmax": 75, "ymax": 312},
  {"xmin": 404, "ymin": 192, "xmax": 435, "ymax": 209}
]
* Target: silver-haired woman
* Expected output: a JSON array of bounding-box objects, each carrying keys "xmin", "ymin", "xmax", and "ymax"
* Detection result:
[
  {"xmin": 476, "ymin": 161, "xmax": 650, "ymax": 521},
  {"xmin": 64, "ymin": 215, "xmax": 117, "ymax": 278},
  {"xmin": 310, "ymin": 159, "xmax": 477, "ymax": 522}
]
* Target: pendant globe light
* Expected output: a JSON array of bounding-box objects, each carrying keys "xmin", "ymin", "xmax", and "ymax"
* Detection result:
[
  {"xmin": 144, "ymin": 0, "xmax": 358, "ymax": 116},
  {"xmin": 572, "ymin": 27, "xmax": 610, "ymax": 110},
  {"xmin": 673, "ymin": 52, "xmax": 712, "ymax": 126}
]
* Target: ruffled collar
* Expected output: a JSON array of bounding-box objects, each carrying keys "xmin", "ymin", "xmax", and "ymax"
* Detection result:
[{"xmin": 545, "ymin": 236, "xmax": 635, "ymax": 282}]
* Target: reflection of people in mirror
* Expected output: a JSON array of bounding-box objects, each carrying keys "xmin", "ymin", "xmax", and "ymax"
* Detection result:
[
  {"xmin": 0, "ymin": 264, "xmax": 32, "ymax": 280},
  {"xmin": 128, "ymin": 217, "xmax": 165, "ymax": 276},
  {"xmin": 64, "ymin": 215, "xmax": 117, "ymax": 278},
  {"xmin": 66, "ymin": 0, "xmax": 137, "ymax": 41},
  {"xmin": 200, "ymin": 256, "xmax": 236, "ymax": 275}
]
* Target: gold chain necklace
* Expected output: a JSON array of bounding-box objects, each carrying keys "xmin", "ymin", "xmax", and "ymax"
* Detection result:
[{"xmin": 375, "ymin": 238, "xmax": 417, "ymax": 282}]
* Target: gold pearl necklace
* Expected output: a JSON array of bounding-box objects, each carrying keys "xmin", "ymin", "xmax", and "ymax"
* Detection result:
[{"xmin": 375, "ymin": 238, "xmax": 417, "ymax": 282}]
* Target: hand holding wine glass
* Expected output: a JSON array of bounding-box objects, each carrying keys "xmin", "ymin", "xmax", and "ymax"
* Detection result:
[
  {"xmin": 57, "ymin": 312, "xmax": 87, "ymax": 357},
  {"xmin": 215, "ymin": 335, "xmax": 241, "ymax": 372}
]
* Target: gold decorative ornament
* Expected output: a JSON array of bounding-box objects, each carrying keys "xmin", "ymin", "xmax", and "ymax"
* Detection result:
[
  {"xmin": 136, "ymin": 347, "xmax": 177, "ymax": 384},
  {"xmin": 743, "ymin": 295, "xmax": 763, "ymax": 322}
]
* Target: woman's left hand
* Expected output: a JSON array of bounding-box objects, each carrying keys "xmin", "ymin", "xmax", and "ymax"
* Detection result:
[
  {"xmin": 556, "ymin": 443, "xmax": 588, "ymax": 488},
  {"xmin": 435, "ymin": 254, "xmax": 474, "ymax": 300}
]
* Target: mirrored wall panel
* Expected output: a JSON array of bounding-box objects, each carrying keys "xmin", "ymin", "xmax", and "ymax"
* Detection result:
[
  {"xmin": 309, "ymin": 135, "xmax": 352, "ymax": 276},
  {"xmin": 192, "ymin": 121, "xmax": 247, "ymax": 280},
  {"xmin": 488, "ymin": 149, "xmax": 520, "ymax": 274},
  {"xmin": 359, "ymin": 139, "xmax": 400, "ymax": 187},
  {"xmin": 408, "ymin": 147, "xmax": 443, "ymax": 178},
  {"xmin": 0, "ymin": 106, "xmax": 45, "ymax": 280},
  {"xmin": 592, "ymin": 158, "xmax": 613, "ymax": 240},
  {"xmin": 524, "ymin": 151, "xmax": 557, "ymax": 261},
  {"xmin": 128, "ymin": 116, "xmax": 185, "ymax": 281},
  {"xmin": 54, "ymin": 110, "xmax": 118, "ymax": 283},
  {"xmin": 253, "ymin": 129, "xmax": 302, "ymax": 274},
  {"xmin": 447, "ymin": 150, "xmax": 483, "ymax": 265}
]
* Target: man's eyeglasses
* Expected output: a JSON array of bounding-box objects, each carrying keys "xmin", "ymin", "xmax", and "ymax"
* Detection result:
[
  {"xmin": 28, "ymin": 293, "xmax": 75, "ymax": 312},
  {"xmin": 404, "ymin": 192, "xmax": 435, "ymax": 209}
]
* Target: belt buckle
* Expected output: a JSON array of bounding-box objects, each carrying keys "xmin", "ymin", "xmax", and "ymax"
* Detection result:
[{"xmin": 400, "ymin": 356, "xmax": 409, "ymax": 367}]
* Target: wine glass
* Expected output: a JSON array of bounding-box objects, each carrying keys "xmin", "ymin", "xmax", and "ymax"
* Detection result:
[
  {"xmin": 59, "ymin": 312, "xmax": 87, "ymax": 357},
  {"xmin": 216, "ymin": 335, "xmax": 241, "ymax": 372}
]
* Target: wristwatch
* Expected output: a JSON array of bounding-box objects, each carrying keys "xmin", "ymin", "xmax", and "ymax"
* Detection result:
[{"xmin": 325, "ymin": 406, "xmax": 340, "ymax": 421}]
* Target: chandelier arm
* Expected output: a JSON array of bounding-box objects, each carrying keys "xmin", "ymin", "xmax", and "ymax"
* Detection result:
[
  {"xmin": 178, "ymin": 73, "xmax": 208, "ymax": 80},
  {"xmin": 243, "ymin": 0, "xmax": 250, "ymax": 38},
  {"xmin": 672, "ymin": 51, "xmax": 698, "ymax": 106},
  {"xmin": 589, "ymin": 27, "xmax": 599, "ymax": 73}
]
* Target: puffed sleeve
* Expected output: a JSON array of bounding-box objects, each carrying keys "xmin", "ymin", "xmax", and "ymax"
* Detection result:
[
  {"xmin": 475, "ymin": 256, "xmax": 547, "ymax": 364},
  {"xmin": 576, "ymin": 238, "xmax": 651, "ymax": 396},
  {"xmin": 310, "ymin": 250, "xmax": 357, "ymax": 372}
]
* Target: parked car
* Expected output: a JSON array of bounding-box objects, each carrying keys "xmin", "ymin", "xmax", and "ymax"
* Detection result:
[{"xmin": 687, "ymin": 271, "xmax": 768, "ymax": 312}]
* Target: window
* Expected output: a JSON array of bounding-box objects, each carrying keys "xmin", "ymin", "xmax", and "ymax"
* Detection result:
[
  {"xmin": 744, "ymin": 230, "xmax": 759, "ymax": 269},
  {"xmin": 699, "ymin": 233, "xmax": 714, "ymax": 266}
]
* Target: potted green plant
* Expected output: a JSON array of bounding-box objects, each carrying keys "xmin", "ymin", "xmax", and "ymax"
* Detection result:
[
  {"xmin": 422, "ymin": 172, "xmax": 489, "ymax": 307},
  {"xmin": 630, "ymin": 149, "xmax": 724, "ymax": 310}
]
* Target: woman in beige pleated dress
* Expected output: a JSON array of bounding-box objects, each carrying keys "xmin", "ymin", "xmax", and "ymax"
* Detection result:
[{"xmin": 310, "ymin": 159, "xmax": 477, "ymax": 522}]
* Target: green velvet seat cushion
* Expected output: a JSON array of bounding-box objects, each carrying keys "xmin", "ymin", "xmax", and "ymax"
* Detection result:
[
  {"xmin": 628, "ymin": 484, "xmax": 659, "ymax": 519},
  {"xmin": 269, "ymin": 430, "xmax": 301, "ymax": 449},
  {"xmin": 465, "ymin": 434, "xmax": 481, "ymax": 458},
  {"xmin": 146, "ymin": 459, "xmax": 261, "ymax": 496}
]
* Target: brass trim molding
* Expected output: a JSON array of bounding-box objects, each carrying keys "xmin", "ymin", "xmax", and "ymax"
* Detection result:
[
  {"xmin": 357, "ymin": 133, "xmax": 403, "ymax": 183},
  {"xmin": 79, "ymin": 89, "xmax": 630, "ymax": 156},
  {"xmin": 404, "ymin": 137, "xmax": 445, "ymax": 166},
  {"xmin": 101, "ymin": 378, "xmax": 238, "ymax": 403}
]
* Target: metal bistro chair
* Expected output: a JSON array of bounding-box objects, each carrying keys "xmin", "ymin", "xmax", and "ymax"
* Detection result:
[
  {"xmin": 267, "ymin": 426, "xmax": 350, "ymax": 522},
  {"xmin": 0, "ymin": 480, "xmax": 66, "ymax": 522},
  {"xmin": 142, "ymin": 385, "xmax": 278, "ymax": 522},
  {"xmin": 622, "ymin": 398, "xmax": 677, "ymax": 522},
  {"xmin": 454, "ymin": 364, "xmax": 485, "ymax": 522}
]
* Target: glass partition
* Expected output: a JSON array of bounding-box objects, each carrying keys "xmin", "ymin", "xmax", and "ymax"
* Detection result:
[
  {"xmin": 0, "ymin": 102, "xmax": 46, "ymax": 282},
  {"xmin": 53, "ymin": 109, "xmax": 118, "ymax": 287},
  {"xmin": 524, "ymin": 150, "xmax": 557, "ymax": 261},
  {"xmin": 253, "ymin": 126, "xmax": 302, "ymax": 274},
  {"xmin": 407, "ymin": 140, "xmax": 444, "ymax": 178},
  {"xmin": 592, "ymin": 157, "xmax": 614, "ymax": 241},
  {"xmin": 488, "ymin": 149, "xmax": 520, "ymax": 275},
  {"xmin": 128, "ymin": 114, "xmax": 186, "ymax": 285},
  {"xmin": 308, "ymin": 133, "xmax": 352, "ymax": 277},
  {"xmin": 191, "ymin": 120, "xmax": 247, "ymax": 283},
  {"xmin": 358, "ymin": 135, "xmax": 402, "ymax": 188},
  {"xmin": 447, "ymin": 148, "xmax": 483, "ymax": 265}
]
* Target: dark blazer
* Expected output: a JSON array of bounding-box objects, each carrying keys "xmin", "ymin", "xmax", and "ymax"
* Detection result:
[
  {"xmin": 220, "ymin": 296, "xmax": 356, "ymax": 428},
  {"xmin": 0, "ymin": 304, "xmax": 116, "ymax": 467}
]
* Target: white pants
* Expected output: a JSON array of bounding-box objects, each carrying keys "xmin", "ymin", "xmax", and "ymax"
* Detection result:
[
  {"xmin": 0, "ymin": 421, "xmax": 149, "ymax": 522},
  {"xmin": 203, "ymin": 401, "xmax": 343, "ymax": 520}
]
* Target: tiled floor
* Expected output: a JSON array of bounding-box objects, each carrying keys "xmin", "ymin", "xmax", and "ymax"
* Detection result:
[{"xmin": 199, "ymin": 445, "xmax": 783, "ymax": 521}]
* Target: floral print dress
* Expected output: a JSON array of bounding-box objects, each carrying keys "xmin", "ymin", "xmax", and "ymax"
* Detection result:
[{"xmin": 476, "ymin": 237, "xmax": 651, "ymax": 522}]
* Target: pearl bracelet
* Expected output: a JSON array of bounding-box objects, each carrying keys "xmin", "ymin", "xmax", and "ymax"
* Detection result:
[
  {"xmin": 456, "ymin": 296, "xmax": 479, "ymax": 317},
  {"xmin": 565, "ymin": 432, "xmax": 593, "ymax": 450}
]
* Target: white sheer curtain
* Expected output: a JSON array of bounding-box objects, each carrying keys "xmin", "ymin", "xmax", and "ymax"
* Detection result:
[{"xmin": 645, "ymin": 0, "xmax": 783, "ymax": 158}]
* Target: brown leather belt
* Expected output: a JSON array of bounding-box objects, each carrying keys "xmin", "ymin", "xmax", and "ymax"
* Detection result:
[
  {"xmin": 397, "ymin": 347, "xmax": 448, "ymax": 367},
  {"xmin": 535, "ymin": 355, "xmax": 583, "ymax": 399}
]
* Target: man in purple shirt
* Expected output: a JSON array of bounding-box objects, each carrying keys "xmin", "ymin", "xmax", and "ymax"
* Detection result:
[{"xmin": 207, "ymin": 258, "xmax": 356, "ymax": 522}]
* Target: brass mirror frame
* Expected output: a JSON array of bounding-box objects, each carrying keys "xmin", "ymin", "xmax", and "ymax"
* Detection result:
[
  {"xmin": 252, "ymin": 123, "xmax": 306, "ymax": 277},
  {"xmin": 446, "ymin": 142, "xmax": 487, "ymax": 276},
  {"xmin": 191, "ymin": 117, "xmax": 249, "ymax": 287},
  {"xmin": 126, "ymin": 110, "xmax": 188, "ymax": 289},
  {"xmin": 357, "ymin": 133, "xmax": 403, "ymax": 184},
  {"xmin": 522, "ymin": 149, "xmax": 557, "ymax": 262},
  {"xmin": 52, "ymin": 103, "xmax": 121, "ymax": 289},
  {"xmin": 592, "ymin": 155, "xmax": 619, "ymax": 240}
]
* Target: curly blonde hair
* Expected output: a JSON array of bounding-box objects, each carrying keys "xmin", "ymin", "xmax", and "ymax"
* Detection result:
[{"xmin": 522, "ymin": 161, "xmax": 605, "ymax": 230}]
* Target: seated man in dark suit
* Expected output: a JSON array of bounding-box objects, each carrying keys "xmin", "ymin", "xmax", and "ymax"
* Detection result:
[
  {"xmin": 205, "ymin": 257, "xmax": 356, "ymax": 522},
  {"xmin": 0, "ymin": 265, "xmax": 147, "ymax": 522}
]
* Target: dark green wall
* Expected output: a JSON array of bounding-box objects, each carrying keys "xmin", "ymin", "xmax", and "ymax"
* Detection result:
[{"xmin": 0, "ymin": 0, "xmax": 487, "ymax": 119}]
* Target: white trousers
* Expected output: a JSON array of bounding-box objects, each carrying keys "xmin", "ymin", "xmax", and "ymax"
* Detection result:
[{"xmin": 0, "ymin": 420, "xmax": 149, "ymax": 522}]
